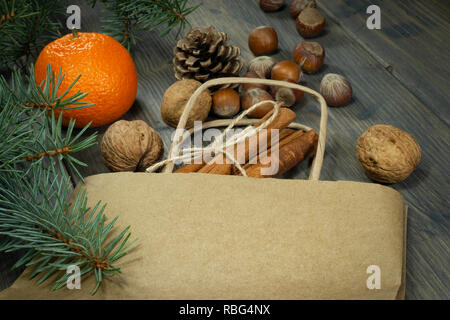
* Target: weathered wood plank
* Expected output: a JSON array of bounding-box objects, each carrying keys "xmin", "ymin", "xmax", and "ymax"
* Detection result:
[{"xmin": 317, "ymin": 0, "xmax": 450, "ymax": 124}]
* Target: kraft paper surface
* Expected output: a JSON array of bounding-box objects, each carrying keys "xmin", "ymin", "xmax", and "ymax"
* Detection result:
[{"xmin": 0, "ymin": 172, "xmax": 407, "ymax": 299}]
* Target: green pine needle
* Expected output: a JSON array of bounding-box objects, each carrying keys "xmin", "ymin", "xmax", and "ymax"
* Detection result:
[
  {"xmin": 90, "ymin": 0, "xmax": 201, "ymax": 49},
  {"xmin": 0, "ymin": 0, "xmax": 63, "ymax": 70},
  {"xmin": 1, "ymin": 0, "xmax": 200, "ymax": 68}
]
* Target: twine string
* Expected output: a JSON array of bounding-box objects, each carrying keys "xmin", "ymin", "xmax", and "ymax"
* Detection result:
[
  {"xmin": 146, "ymin": 100, "xmax": 283, "ymax": 176},
  {"xmin": 145, "ymin": 77, "xmax": 328, "ymax": 181}
]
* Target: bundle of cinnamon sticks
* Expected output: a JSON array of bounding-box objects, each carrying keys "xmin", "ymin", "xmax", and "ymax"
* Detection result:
[{"xmin": 175, "ymin": 108, "xmax": 318, "ymax": 178}]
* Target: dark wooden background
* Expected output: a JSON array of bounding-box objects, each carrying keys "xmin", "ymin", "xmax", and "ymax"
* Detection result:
[{"xmin": 0, "ymin": 0, "xmax": 449, "ymax": 299}]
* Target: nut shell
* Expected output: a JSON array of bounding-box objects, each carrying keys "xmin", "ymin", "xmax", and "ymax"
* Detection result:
[
  {"xmin": 259, "ymin": 0, "xmax": 284, "ymax": 12},
  {"xmin": 296, "ymin": 7, "xmax": 325, "ymax": 38},
  {"xmin": 319, "ymin": 73, "xmax": 352, "ymax": 107},
  {"xmin": 161, "ymin": 79, "xmax": 212, "ymax": 129},
  {"xmin": 212, "ymin": 88, "xmax": 240, "ymax": 118},
  {"xmin": 289, "ymin": 0, "xmax": 317, "ymax": 19},
  {"xmin": 241, "ymin": 88, "xmax": 274, "ymax": 118},
  {"xmin": 292, "ymin": 41, "xmax": 325, "ymax": 73},
  {"xmin": 101, "ymin": 120, "xmax": 164, "ymax": 172},
  {"xmin": 248, "ymin": 56, "xmax": 276, "ymax": 79},
  {"xmin": 356, "ymin": 125, "xmax": 421, "ymax": 183},
  {"xmin": 240, "ymin": 71, "xmax": 269, "ymax": 93},
  {"xmin": 271, "ymin": 60, "xmax": 302, "ymax": 82},
  {"xmin": 248, "ymin": 26, "xmax": 278, "ymax": 56},
  {"xmin": 272, "ymin": 79, "xmax": 304, "ymax": 106}
]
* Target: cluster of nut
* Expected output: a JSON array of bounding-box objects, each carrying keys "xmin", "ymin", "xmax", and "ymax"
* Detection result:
[
  {"xmin": 241, "ymin": 57, "xmax": 304, "ymax": 116},
  {"xmin": 246, "ymin": 24, "xmax": 303, "ymax": 112},
  {"xmin": 157, "ymin": 2, "xmax": 350, "ymax": 130},
  {"xmin": 99, "ymin": 1, "xmax": 420, "ymax": 186},
  {"xmin": 257, "ymin": 0, "xmax": 325, "ymax": 38},
  {"xmin": 253, "ymin": 1, "xmax": 352, "ymax": 107},
  {"xmin": 250, "ymin": 3, "xmax": 326, "ymax": 74},
  {"xmin": 209, "ymin": 56, "xmax": 306, "ymax": 119},
  {"xmin": 248, "ymin": 32, "xmax": 350, "ymax": 108},
  {"xmin": 255, "ymin": 1, "xmax": 420, "ymax": 184},
  {"xmin": 292, "ymin": 40, "xmax": 353, "ymax": 108}
]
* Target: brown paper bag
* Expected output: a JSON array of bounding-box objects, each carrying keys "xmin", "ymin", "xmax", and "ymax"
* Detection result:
[
  {"xmin": 0, "ymin": 172, "xmax": 406, "ymax": 300},
  {"xmin": 0, "ymin": 78, "xmax": 407, "ymax": 299}
]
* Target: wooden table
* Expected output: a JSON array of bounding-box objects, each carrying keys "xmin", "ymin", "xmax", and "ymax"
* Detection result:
[{"xmin": 1, "ymin": 0, "xmax": 448, "ymax": 299}]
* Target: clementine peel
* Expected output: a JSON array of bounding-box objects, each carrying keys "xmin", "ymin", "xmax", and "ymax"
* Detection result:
[{"xmin": 34, "ymin": 32, "xmax": 138, "ymax": 128}]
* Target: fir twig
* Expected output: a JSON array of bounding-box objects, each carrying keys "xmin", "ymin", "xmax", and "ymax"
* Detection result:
[
  {"xmin": 91, "ymin": 0, "xmax": 201, "ymax": 50},
  {"xmin": 0, "ymin": 0, "xmax": 63, "ymax": 70},
  {"xmin": 1, "ymin": 0, "xmax": 200, "ymax": 68},
  {"xmin": 0, "ymin": 164, "xmax": 136, "ymax": 295},
  {"xmin": 0, "ymin": 65, "xmax": 135, "ymax": 294},
  {"xmin": 2, "ymin": 65, "xmax": 96, "ymax": 180}
]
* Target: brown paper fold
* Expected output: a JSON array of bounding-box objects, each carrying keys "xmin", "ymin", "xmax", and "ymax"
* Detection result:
[{"xmin": 0, "ymin": 173, "xmax": 406, "ymax": 300}]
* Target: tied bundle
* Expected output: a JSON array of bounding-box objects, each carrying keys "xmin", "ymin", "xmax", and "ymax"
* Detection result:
[{"xmin": 146, "ymin": 78, "xmax": 322, "ymax": 178}]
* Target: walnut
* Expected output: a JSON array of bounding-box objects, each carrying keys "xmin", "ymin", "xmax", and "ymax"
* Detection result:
[
  {"xmin": 161, "ymin": 79, "xmax": 212, "ymax": 129},
  {"xmin": 101, "ymin": 120, "xmax": 164, "ymax": 172},
  {"xmin": 356, "ymin": 124, "xmax": 421, "ymax": 184}
]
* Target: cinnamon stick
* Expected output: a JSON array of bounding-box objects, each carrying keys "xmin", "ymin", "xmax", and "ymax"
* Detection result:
[
  {"xmin": 232, "ymin": 128, "xmax": 295, "ymax": 175},
  {"xmin": 174, "ymin": 162, "xmax": 205, "ymax": 173},
  {"xmin": 174, "ymin": 108, "xmax": 296, "ymax": 174},
  {"xmin": 198, "ymin": 108, "xmax": 297, "ymax": 175},
  {"xmin": 243, "ymin": 129, "xmax": 319, "ymax": 178},
  {"xmin": 175, "ymin": 110, "xmax": 278, "ymax": 173},
  {"xmin": 236, "ymin": 129, "xmax": 305, "ymax": 174}
]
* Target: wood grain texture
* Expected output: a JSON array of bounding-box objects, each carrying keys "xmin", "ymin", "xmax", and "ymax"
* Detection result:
[
  {"xmin": 317, "ymin": 0, "xmax": 450, "ymax": 124},
  {"xmin": 0, "ymin": 0, "xmax": 448, "ymax": 299}
]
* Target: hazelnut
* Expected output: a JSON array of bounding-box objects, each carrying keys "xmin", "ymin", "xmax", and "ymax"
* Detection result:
[
  {"xmin": 248, "ymin": 56, "xmax": 276, "ymax": 79},
  {"xmin": 240, "ymin": 71, "xmax": 269, "ymax": 93},
  {"xmin": 296, "ymin": 7, "xmax": 325, "ymax": 38},
  {"xmin": 271, "ymin": 79, "xmax": 304, "ymax": 107},
  {"xmin": 319, "ymin": 73, "xmax": 352, "ymax": 107},
  {"xmin": 271, "ymin": 60, "xmax": 302, "ymax": 82},
  {"xmin": 212, "ymin": 88, "xmax": 240, "ymax": 118},
  {"xmin": 293, "ymin": 41, "xmax": 325, "ymax": 73},
  {"xmin": 248, "ymin": 26, "xmax": 278, "ymax": 56},
  {"xmin": 161, "ymin": 79, "xmax": 212, "ymax": 129},
  {"xmin": 241, "ymin": 88, "xmax": 274, "ymax": 118},
  {"xmin": 356, "ymin": 125, "xmax": 421, "ymax": 184},
  {"xmin": 289, "ymin": 0, "xmax": 317, "ymax": 19},
  {"xmin": 101, "ymin": 120, "xmax": 164, "ymax": 172},
  {"xmin": 259, "ymin": 0, "xmax": 284, "ymax": 12}
]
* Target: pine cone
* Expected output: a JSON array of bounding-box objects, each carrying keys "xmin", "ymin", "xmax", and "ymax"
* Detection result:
[{"xmin": 173, "ymin": 26, "xmax": 244, "ymax": 89}]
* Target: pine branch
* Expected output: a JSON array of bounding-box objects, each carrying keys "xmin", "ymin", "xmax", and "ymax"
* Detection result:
[
  {"xmin": 1, "ymin": 65, "xmax": 96, "ymax": 180},
  {"xmin": 91, "ymin": 0, "xmax": 201, "ymax": 50},
  {"xmin": 0, "ymin": 163, "xmax": 136, "ymax": 294},
  {"xmin": 0, "ymin": 0, "xmax": 63, "ymax": 70},
  {"xmin": 1, "ymin": 0, "xmax": 201, "ymax": 69},
  {"xmin": 0, "ymin": 65, "xmax": 136, "ymax": 294}
]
